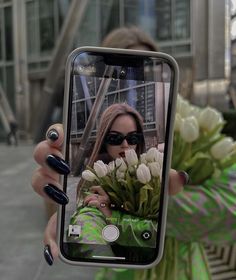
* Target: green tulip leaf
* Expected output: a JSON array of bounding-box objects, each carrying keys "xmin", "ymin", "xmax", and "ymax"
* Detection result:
[{"xmin": 188, "ymin": 156, "xmax": 215, "ymax": 184}]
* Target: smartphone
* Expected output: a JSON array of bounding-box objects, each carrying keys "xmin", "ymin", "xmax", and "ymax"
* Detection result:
[{"xmin": 57, "ymin": 47, "xmax": 179, "ymax": 268}]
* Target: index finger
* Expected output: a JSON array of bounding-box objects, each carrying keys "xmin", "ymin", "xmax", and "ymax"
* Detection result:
[
  {"xmin": 46, "ymin": 123, "xmax": 64, "ymax": 149},
  {"xmin": 90, "ymin": 186, "xmax": 108, "ymax": 197}
]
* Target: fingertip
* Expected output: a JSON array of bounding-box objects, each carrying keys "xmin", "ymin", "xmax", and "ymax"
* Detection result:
[
  {"xmin": 168, "ymin": 169, "xmax": 184, "ymax": 195},
  {"xmin": 46, "ymin": 124, "xmax": 64, "ymax": 148},
  {"xmin": 47, "ymin": 129, "xmax": 59, "ymax": 142},
  {"xmin": 177, "ymin": 170, "xmax": 190, "ymax": 186},
  {"xmin": 44, "ymin": 244, "xmax": 54, "ymax": 266}
]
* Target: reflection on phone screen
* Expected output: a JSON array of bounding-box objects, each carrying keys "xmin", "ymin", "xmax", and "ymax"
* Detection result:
[{"xmin": 61, "ymin": 50, "xmax": 174, "ymax": 265}]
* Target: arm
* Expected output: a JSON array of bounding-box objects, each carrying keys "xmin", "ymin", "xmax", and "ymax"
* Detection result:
[{"xmin": 167, "ymin": 164, "xmax": 236, "ymax": 244}]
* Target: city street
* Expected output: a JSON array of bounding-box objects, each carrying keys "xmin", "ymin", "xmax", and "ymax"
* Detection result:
[{"xmin": 0, "ymin": 143, "xmax": 98, "ymax": 280}]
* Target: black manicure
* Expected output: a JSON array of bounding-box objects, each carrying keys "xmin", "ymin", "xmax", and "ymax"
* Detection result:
[
  {"xmin": 47, "ymin": 129, "xmax": 59, "ymax": 142},
  {"xmin": 44, "ymin": 245, "xmax": 53, "ymax": 266},
  {"xmin": 178, "ymin": 170, "xmax": 190, "ymax": 185},
  {"xmin": 44, "ymin": 184, "xmax": 69, "ymax": 205},
  {"xmin": 46, "ymin": 154, "xmax": 70, "ymax": 175}
]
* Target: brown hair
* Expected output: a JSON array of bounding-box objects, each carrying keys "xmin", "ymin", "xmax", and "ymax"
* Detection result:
[
  {"xmin": 87, "ymin": 103, "xmax": 145, "ymax": 166},
  {"xmin": 101, "ymin": 26, "xmax": 159, "ymax": 52}
]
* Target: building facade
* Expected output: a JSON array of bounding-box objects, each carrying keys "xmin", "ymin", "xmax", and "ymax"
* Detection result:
[{"xmin": 0, "ymin": 0, "xmax": 230, "ymax": 141}]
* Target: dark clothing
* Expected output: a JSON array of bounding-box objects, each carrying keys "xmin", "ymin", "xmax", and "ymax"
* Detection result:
[{"xmin": 7, "ymin": 121, "xmax": 18, "ymax": 146}]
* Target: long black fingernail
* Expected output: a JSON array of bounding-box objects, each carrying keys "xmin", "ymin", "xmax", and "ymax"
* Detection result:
[
  {"xmin": 46, "ymin": 154, "xmax": 70, "ymax": 175},
  {"xmin": 47, "ymin": 129, "xmax": 59, "ymax": 142},
  {"xmin": 44, "ymin": 184, "xmax": 69, "ymax": 205},
  {"xmin": 44, "ymin": 245, "xmax": 53, "ymax": 266},
  {"xmin": 178, "ymin": 171, "xmax": 190, "ymax": 185}
]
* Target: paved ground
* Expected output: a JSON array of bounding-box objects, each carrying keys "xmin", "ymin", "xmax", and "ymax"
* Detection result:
[{"xmin": 0, "ymin": 143, "xmax": 98, "ymax": 280}]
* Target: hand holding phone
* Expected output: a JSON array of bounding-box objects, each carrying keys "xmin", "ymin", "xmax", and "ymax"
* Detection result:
[{"xmin": 57, "ymin": 47, "xmax": 179, "ymax": 268}]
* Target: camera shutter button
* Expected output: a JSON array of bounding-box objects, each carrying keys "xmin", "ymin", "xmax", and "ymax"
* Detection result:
[{"xmin": 102, "ymin": 225, "xmax": 120, "ymax": 242}]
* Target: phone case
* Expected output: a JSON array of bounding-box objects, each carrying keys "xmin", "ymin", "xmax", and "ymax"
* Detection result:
[{"xmin": 57, "ymin": 46, "xmax": 179, "ymax": 268}]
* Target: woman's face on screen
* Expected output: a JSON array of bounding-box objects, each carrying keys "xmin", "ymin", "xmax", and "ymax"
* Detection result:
[{"xmin": 106, "ymin": 114, "xmax": 138, "ymax": 159}]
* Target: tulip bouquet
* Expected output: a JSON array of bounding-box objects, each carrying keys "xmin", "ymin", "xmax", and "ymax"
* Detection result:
[
  {"xmin": 172, "ymin": 95, "xmax": 236, "ymax": 184},
  {"xmin": 81, "ymin": 148, "xmax": 163, "ymax": 219}
]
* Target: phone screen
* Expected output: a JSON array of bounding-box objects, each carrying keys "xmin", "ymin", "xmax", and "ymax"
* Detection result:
[{"xmin": 59, "ymin": 48, "xmax": 178, "ymax": 266}]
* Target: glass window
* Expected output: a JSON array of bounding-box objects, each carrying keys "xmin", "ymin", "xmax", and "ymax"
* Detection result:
[
  {"xmin": 124, "ymin": 0, "xmax": 140, "ymax": 26},
  {"xmin": 0, "ymin": 67, "xmax": 3, "ymax": 85},
  {"xmin": 26, "ymin": 0, "xmax": 70, "ymax": 69},
  {"xmin": 156, "ymin": 0, "xmax": 172, "ymax": 41},
  {"xmin": 26, "ymin": 1, "xmax": 38, "ymax": 57},
  {"xmin": 174, "ymin": 0, "xmax": 190, "ymax": 40},
  {"xmin": 100, "ymin": 0, "xmax": 120, "ymax": 39},
  {"xmin": 39, "ymin": 0, "xmax": 55, "ymax": 53},
  {"xmin": 155, "ymin": 0, "xmax": 190, "ymax": 42},
  {"xmin": 0, "ymin": 9, "xmax": 2, "ymax": 60},
  {"xmin": 76, "ymin": 0, "xmax": 98, "ymax": 46},
  {"xmin": 58, "ymin": 0, "xmax": 71, "ymax": 29},
  {"xmin": 6, "ymin": 66, "xmax": 15, "ymax": 112},
  {"xmin": 4, "ymin": 6, "xmax": 13, "ymax": 61}
]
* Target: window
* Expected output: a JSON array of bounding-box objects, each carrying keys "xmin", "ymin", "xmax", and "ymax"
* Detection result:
[
  {"xmin": 0, "ymin": 2, "xmax": 14, "ymax": 111},
  {"xmin": 4, "ymin": 6, "xmax": 13, "ymax": 61},
  {"xmin": 26, "ymin": 0, "xmax": 70, "ymax": 70},
  {"xmin": 39, "ymin": 0, "xmax": 55, "ymax": 53}
]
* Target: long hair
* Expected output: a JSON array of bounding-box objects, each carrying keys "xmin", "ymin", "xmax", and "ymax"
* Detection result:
[
  {"xmin": 87, "ymin": 103, "xmax": 145, "ymax": 166},
  {"xmin": 101, "ymin": 26, "xmax": 159, "ymax": 52}
]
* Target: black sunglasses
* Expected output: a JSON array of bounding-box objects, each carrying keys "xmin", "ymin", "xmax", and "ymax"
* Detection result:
[{"xmin": 104, "ymin": 131, "xmax": 143, "ymax": 146}]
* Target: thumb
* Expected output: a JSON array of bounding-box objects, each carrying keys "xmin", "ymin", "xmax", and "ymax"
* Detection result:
[{"xmin": 168, "ymin": 169, "xmax": 189, "ymax": 195}]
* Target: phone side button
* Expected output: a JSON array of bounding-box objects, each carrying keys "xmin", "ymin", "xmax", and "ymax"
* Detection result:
[{"xmin": 102, "ymin": 225, "xmax": 120, "ymax": 242}]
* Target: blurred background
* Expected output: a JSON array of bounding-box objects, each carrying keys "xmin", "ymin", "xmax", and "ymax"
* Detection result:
[
  {"xmin": 0, "ymin": 0, "xmax": 236, "ymax": 144},
  {"xmin": 0, "ymin": 0, "xmax": 236, "ymax": 279}
]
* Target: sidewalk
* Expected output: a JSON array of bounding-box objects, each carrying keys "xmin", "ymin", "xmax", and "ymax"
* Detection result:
[{"xmin": 0, "ymin": 143, "xmax": 98, "ymax": 280}]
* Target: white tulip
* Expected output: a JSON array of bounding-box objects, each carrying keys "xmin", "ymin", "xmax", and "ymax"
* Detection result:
[
  {"xmin": 107, "ymin": 161, "xmax": 115, "ymax": 172},
  {"xmin": 233, "ymin": 142, "xmax": 236, "ymax": 150},
  {"xmin": 115, "ymin": 158, "xmax": 127, "ymax": 172},
  {"xmin": 146, "ymin": 147, "xmax": 161, "ymax": 163},
  {"xmin": 116, "ymin": 170, "xmax": 125, "ymax": 180},
  {"xmin": 93, "ymin": 160, "xmax": 108, "ymax": 178},
  {"xmin": 189, "ymin": 105, "xmax": 201, "ymax": 121},
  {"xmin": 174, "ymin": 113, "xmax": 183, "ymax": 131},
  {"xmin": 140, "ymin": 153, "xmax": 147, "ymax": 164},
  {"xmin": 136, "ymin": 163, "xmax": 151, "ymax": 184},
  {"xmin": 199, "ymin": 107, "xmax": 224, "ymax": 131},
  {"xmin": 176, "ymin": 96, "xmax": 191, "ymax": 117},
  {"xmin": 125, "ymin": 149, "xmax": 138, "ymax": 167},
  {"xmin": 148, "ymin": 162, "xmax": 162, "ymax": 177},
  {"xmin": 82, "ymin": 170, "xmax": 97, "ymax": 181},
  {"xmin": 180, "ymin": 116, "xmax": 199, "ymax": 143},
  {"xmin": 210, "ymin": 137, "xmax": 234, "ymax": 160}
]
